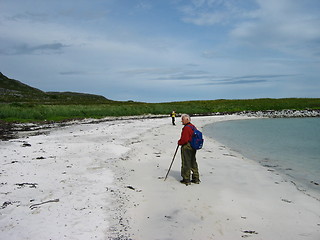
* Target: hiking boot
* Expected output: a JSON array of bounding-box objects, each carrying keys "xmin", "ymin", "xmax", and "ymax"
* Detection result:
[
  {"xmin": 180, "ymin": 179, "xmax": 191, "ymax": 186},
  {"xmin": 191, "ymin": 179, "xmax": 201, "ymax": 184}
]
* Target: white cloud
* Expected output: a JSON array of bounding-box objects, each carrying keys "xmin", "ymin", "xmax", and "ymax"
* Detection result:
[
  {"xmin": 230, "ymin": 0, "xmax": 320, "ymax": 58},
  {"xmin": 1, "ymin": 0, "xmax": 319, "ymax": 102},
  {"xmin": 178, "ymin": 0, "xmax": 320, "ymax": 59},
  {"xmin": 179, "ymin": 0, "xmax": 255, "ymax": 25}
]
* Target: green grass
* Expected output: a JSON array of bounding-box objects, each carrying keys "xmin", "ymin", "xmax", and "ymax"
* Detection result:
[
  {"xmin": 1, "ymin": 98, "xmax": 319, "ymax": 123},
  {"xmin": 0, "ymin": 72, "xmax": 112, "ymax": 105},
  {"xmin": 2, "ymin": 73, "xmax": 319, "ymax": 122}
]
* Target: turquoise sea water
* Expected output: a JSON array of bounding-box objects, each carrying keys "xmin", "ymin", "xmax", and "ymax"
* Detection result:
[{"xmin": 203, "ymin": 117, "xmax": 320, "ymax": 196}]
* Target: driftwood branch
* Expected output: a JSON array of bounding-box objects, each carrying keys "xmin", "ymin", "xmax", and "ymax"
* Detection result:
[{"xmin": 30, "ymin": 199, "xmax": 59, "ymax": 209}]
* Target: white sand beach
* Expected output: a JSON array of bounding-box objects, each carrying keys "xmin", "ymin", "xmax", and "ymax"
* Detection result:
[{"xmin": 1, "ymin": 116, "xmax": 319, "ymax": 240}]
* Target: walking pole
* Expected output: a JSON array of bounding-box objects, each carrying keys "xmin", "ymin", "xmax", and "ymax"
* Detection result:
[{"xmin": 164, "ymin": 145, "xmax": 179, "ymax": 181}]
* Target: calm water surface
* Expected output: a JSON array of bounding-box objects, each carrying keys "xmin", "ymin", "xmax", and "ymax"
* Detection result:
[{"xmin": 203, "ymin": 117, "xmax": 320, "ymax": 196}]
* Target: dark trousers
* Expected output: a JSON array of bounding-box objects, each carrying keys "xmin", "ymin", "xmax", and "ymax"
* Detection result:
[{"xmin": 181, "ymin": 143, "xmax": 199, "ymax": 180}]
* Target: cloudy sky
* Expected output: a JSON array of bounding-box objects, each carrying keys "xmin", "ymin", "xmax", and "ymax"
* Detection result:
[{"xmin": 1, "ymin": 0, "xmax": 319, "ymax": 102}]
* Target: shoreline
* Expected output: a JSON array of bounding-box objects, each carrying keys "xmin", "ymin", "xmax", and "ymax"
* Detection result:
[
  {"xmin": 202, "ymin": 117, "xmax": 320, "ymax": 202},
  {"xmin": 107, "ymin": 115, "xmax": 320, "ymax": 239},
  {"xmin": 1, "ymin": 109, "xmax": 319, "ymax": 141},
  {"xmin": 1, "ymin": 115, "xmax": 320, "ymax": 239}
]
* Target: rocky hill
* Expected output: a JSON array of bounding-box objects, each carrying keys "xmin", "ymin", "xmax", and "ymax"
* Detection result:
[{"xmin": 0, "ymin": 72, "xmax": 112, "ymax": 104}]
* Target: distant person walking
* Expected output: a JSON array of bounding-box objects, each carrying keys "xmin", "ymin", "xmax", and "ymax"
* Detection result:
[
  {"xmin": 178, "ymin": 114, "xmax": 200, "ymax": 185},
  {"xmin": 170, "ymin": 110, "xmax": 176, "ymax": 125}
]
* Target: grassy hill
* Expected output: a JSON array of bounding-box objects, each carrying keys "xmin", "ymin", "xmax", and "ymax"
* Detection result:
[
  {"xmin": 0, "ymin": 72, "xmax": 111, "ymax": 104},
  {"xmin": 1, "ymin": 72, "xmax": 320, "ymax": 122}
]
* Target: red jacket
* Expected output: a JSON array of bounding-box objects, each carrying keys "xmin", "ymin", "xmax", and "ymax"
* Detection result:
[{"xmin": 178, "ymin": 123, "xmax": 195, "ymax": 145}]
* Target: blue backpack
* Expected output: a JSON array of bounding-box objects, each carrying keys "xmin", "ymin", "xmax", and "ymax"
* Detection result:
[{"xmin": 187, "ymin": 125, "xmax": 204, "ymax": 150}]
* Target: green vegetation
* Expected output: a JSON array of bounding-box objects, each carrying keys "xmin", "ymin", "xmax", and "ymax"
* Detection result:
[
  {"xmin": 1, "ymin": 72, "xmax": 320, "ymax": 122},
  {"xmin": 0, "ymin": 72, "xmax": 112, "ymax": 104},
  {"xmin": 1, "ymin": 98, "xmax": 319, "ymax": 122}
]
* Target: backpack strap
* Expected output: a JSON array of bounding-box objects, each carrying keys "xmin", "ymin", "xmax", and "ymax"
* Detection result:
[{"xmin": 186, "ymin": 124, "xmax": 196, "ymax": 131}]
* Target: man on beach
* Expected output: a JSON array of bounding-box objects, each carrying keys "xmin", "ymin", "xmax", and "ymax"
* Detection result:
[
  {"xmin": 170, "ymin": 110, "xmax": 176, "ymax": 125},
  {"xmin": 178, "ymin": 114, "xmax": 200, "ymax": 185}
]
